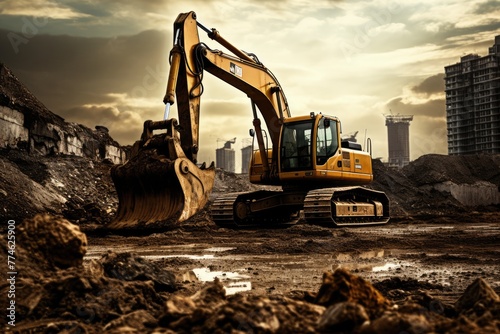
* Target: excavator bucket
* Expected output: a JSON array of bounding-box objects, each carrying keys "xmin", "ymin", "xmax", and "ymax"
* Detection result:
[{"xmin": 108, "ymin": 119, "xmax": 215, "ymax": 230}]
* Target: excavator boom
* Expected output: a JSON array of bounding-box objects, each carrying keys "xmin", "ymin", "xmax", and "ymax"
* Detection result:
[{"xmin": 109, "ymin": 11, "xmax": 290, "ymax": 229}]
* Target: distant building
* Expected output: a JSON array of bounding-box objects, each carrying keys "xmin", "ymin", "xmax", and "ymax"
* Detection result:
[
  {"xmin": 216, "ymin": 138, "xmax": 236, "ymax": 172},
  {"xmin": 385, "ymin": 114, "xmax": 413, "ymax": 168},
  {"xmin": 241, "ymin": 144, "xmax": 252, "ymax": 174},
  {"xmin": 444, "ymin": 35, "xmax": 500, "ymax": 155}
]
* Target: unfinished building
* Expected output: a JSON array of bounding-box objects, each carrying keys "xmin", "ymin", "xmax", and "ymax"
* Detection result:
[
  {"xmin": 445, "ymin": 35, "xmax": 500, "ymax": 155},
  {"xmin": 216, "ymin": 138, "xmax": 236, "ymax": 172},
  {"xmin": 385, "ymin": 114, "xmax": 413, "ymax": 168},
  {"xmin": 241, "ymin": 144, "xmax": 252, "ymax": 174}
]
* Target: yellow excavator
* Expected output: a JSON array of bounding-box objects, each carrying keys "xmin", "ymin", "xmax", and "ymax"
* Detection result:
[{"xmin": 109, "ymin": 11, "xmax": 389, "ymax": 229}]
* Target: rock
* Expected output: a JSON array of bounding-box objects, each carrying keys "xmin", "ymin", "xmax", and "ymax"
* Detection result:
[
  {"xmin": 190, "ymin": 277, "xmax": 227, "ymax": 305},
  {"xmin": 101, "ymin": 252, "xmax": 177, "ymax": 292},
  {"xmin": 103, "ymin": 309, "xmax": 157, "ymax": 333},
  {"xmin": 164, "ymin": 295, "xmax": 197, "ymax": 320},
  {"xmin": 455, "ymin": 277, "xmax": 500, "ymax": 313},
  {"xmin": 361, "ymin": 311, "xmax": 432, "ymax": 334},
  {"xmin": 17, "ymin": 213, "xmax": 87, "ymax": 268},
  {"xmin": 314, "ymin": 268, "xmax": 391, "ymax": 318},
  {"xmin": 317, "ymin": 301, "xmax": 369, "ymax": 333}
]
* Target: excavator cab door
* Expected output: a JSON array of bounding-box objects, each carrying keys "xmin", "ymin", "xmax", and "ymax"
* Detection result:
[
  {"xmin": 315, "ymin": 117, "xmax": 339, "ymax": 166},
  {"xmin": 280, "ymin": 120, "xmax": 313, "ymax": 171}
]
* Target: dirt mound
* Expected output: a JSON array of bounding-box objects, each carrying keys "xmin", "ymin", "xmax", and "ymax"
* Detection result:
[
  {"xmin": 0, "ymin": 63, "xmax": 65, "ymax": 128},
  {"xmin": 314, "ymin": 269, "xmax": 391, "ymax": 319},
  {"xmin": 370, "ymin": 155, "xmax": 500, "ymax": 218},
  {"xmin": 2, "ymin": 214, "xmax": 176, "ymax": 332},
  {"xmin": 213, "ymin": 168, "xmax": 279, "ymax": 193},
  {"xmin": 0, "ymin": 148, "xmax": 117, "ymax": 231},
  {"xmin": 403, "ymin": 154, "xmax": 500, "ymax": 186},
  {"xmin": 2, "ymin": 148, "xmax": 499, "ymax": 230},
  {"xmin": 101, "ymin": 252, "xmax": 176, "ymax": 292},
  {"xmin": 18, "ymin": 214, "xmax": 87, "ymax": 269},
  {"xmin": 159, "ymin": 279, "xmax": 325, "ymax": 333}
]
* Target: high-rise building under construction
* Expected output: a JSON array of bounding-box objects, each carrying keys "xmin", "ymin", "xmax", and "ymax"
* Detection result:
[
  {"xmin": 444, "ymin": 35, "xmax": 500, "ymax": 155},
  {"xmin": 241, "ymin": 144, "xmax": 252, "ymax": 174},
  {"xmin": 216, "ymin": 138, "xmax": 236, "ymax": 172},
  {"xmin": 385, "ymin": 114, "xmax": 413, "ymax": 168}
]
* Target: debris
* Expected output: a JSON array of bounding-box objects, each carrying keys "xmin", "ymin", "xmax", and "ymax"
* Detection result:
[
  {"xmin": 314, "ymin": 268, "xmax": 391, "ymax": 318},
  {"xmin": 317, "ymin": 301, "xmax": 369, "ymax": 333},
  {"xmin": 101, "ymin": 252, "xmax": 177, "ymax": 292},
  {"xmin": 18, "ymin": 213, "xmax": 87, "ymax": 269},
  {"xmin": 455, "ymin": 277, "xmax": 500, "ymax": 313}
]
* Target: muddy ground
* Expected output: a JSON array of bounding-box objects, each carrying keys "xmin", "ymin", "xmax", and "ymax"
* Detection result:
[
  {"xmin": 1, "ymin": 150, "xmax": 500, "ymax": 333},
  {"xmin": 85, "ymin": 212, "xmax": 500, "ymax": 303}
]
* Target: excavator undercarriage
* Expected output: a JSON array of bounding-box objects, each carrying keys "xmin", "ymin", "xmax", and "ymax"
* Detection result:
[{"xmin": 211, "ymin": 187, "xmax": 389, "ymax": 228}]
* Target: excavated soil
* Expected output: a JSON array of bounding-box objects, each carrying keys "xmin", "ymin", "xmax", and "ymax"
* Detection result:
[{"xmin": 1, "ymin": 150, "xmax": 500, "ymax": 333}]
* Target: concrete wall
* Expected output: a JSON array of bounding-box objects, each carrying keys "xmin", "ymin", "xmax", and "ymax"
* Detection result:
[
  {"xmin": 433, "ymin": 181, "xmax": 500, "ymax": 206},
  {"xmin": 0, "ymin": 105, "xmax": 126, "ymax": 164},
  {"xmin": 104, "ymin": 144, "xmax": 126, "ymax": 164},
  {"xmin": 0, "ymin": 106, "xmax": 29, "ymax": 147}
]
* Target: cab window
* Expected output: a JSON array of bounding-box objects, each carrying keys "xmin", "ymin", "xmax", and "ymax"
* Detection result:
[
  {"xmin": 316, "ymin": 118, "xmax": 338, "ymax": 165},
  {"xmin": 281, "ymin": 121, "xmax": 313, "ymax": 171}
]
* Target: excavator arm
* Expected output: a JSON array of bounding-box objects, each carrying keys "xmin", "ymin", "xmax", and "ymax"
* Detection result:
[
  {"xmin": 165, "ymin": 11, "xmax": 290, "ymax": 181},
  {"xmin": 109, "ymin": 11, "xmax": 290, "ymax": 229}
]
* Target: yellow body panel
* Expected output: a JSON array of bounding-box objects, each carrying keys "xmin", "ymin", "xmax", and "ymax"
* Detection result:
[
  {"xmin": 249, "ymin": 147, "xmax": 373, "ymax": 186},
  {"xmin": 249, "ymin": 113, "xmax": 374, "ymax": 187}
]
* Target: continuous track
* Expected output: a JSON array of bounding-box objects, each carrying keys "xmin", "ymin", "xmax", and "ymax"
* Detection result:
[{"xmin": 212, "ymin": 186, "xmax": 389, "ymax": 228}]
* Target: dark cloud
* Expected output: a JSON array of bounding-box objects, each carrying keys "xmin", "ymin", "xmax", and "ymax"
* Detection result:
[
  {"xmin": 62, "ymin": 104, "xmax": 160, "ymax": 145},
  {"xmin": 0, "ymin": 28, "xmax": 174, "ymax": 144},
  {"xmin": 64, "ymin": 1, "xmax": 111, "ymax": 17},
  {"xmin": 0, "ymin": 0, "xmax": 176, "ymax": 37},
  {"xmin": 386, "ymin": 97, "xmax": 445, "ymax": 118},
  {"xmin": 0, "ymin": 28, "xmax": 169, "ymax": 110},
  {"xmin": 473, "ymin": 0, "xmax": 500, "ymax": 15},
  {"xmin": 411, "ymin": 73, "xmax": 445, "ymax": 96}
]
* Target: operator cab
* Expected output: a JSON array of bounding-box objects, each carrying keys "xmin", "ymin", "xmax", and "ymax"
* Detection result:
[{"xmin": 280, "ymin": 115, "xmax": 339, "ymax": 172}]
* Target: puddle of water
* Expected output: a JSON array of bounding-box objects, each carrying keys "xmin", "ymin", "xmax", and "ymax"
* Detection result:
[
  {"xmin": 192, "ymin": 267, "xmax": 250, "ymax": 281},
  {"xmin": 204, "ymin": 247, "xmax": 236, "ymax": 252},
  {"xmin": 372, "ymin": 262, "xmax": 400, "ymax": 272},
  {"xmin": 192, "ymin": 267, "xmax": 252, "ymax": 295},
  {"xmin": 143, "ymin": 254, "xmax": 215, "ymax": 260},
  {"xmin": 224, "ymin": 281, "xmax": 252, "ymax": 295}
]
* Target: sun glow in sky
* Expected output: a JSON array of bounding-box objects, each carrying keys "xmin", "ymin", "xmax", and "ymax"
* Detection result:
[{"xmin": 1, "ymin": 0, "xmax": 500, "ymax": 170}]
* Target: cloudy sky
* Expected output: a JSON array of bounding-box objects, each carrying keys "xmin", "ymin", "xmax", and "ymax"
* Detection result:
[{"xmin": 1, "ymin": 0, "xmax": 500, "ymax": 170}]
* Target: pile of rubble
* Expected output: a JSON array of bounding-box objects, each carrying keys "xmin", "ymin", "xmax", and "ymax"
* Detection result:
[
  {"xmin": 0, "ymin": 63, "xmax": 126, "ymax": 163},
  {"xmin": 0, "ymin": 148, "xmax": 117, "ymax": 229},
  {"xmin": 3, "ymin": 214, "xmax": 499, "ymax": 333},
  {"xmin": 371, "ymin": 155, "xmax": 500, "ymax": 218}
]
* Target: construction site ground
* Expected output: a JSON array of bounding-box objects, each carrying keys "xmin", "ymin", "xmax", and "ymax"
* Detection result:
[
  {"xmin": 1, "ymin": 150, "xmax": 500, "ymax": 333},
  {"xmin": 86, "ymin": 212, "xmax": 500, "ymax": 304}
]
